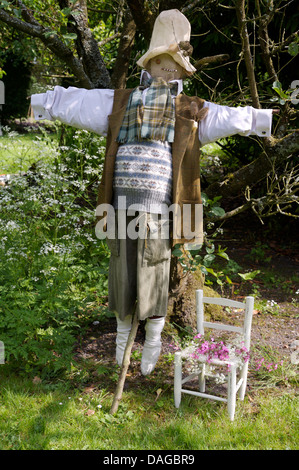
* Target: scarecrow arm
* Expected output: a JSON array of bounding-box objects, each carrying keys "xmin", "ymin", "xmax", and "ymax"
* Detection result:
[
  {"xmin": 198, "ymin": 101, "xmax": 273, "ymax": 146},
  {"xmin": 31, "ymin": 84, "xmax": 273, "ymax": 147},
  {"xmin": 31, "ymin": 85, "xmax": 114, "ymax": 136}
]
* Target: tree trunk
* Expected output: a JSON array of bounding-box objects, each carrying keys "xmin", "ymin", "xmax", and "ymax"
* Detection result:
[
  {"xmin": 0, "ymin": 4, "xmax": 94, "ymax": 89},
  {"xmin": 167, "ymin": 257, "xmax": 204, "ymax": 331},
  {"xmin": 58, "ymin": 0, "xmax": 112, "ymax": 88},
  {"xmin": 111, "ymin": 10, "xmax": 137, "ymax": 89},
  {"xmin": 126, "ymin": 0, "xmax": 155, "ymax": 42}
]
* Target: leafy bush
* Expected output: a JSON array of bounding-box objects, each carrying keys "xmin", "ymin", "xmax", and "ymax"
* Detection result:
[{"xmin": 0, "ymin": 127, "xmax": 110, "ymax": 376}]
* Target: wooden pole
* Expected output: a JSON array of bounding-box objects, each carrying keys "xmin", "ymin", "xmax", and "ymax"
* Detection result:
[{"xmin": 110, "ymin": 307, "xmax": 139, "ymax": 415}]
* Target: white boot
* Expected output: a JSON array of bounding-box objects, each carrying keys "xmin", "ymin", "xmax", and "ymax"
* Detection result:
[
  {"xmin": 116, "ymin": 315, "xmax": 132, "ymax": 366},
  {"xmin": 141, "ymin": 317, "xmax": 166, "ymax": 375}
]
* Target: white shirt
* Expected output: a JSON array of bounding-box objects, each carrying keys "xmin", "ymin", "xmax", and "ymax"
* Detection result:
[{"xmin": 31, "ymin": 79, "xmax": 273, "ymax": 146}]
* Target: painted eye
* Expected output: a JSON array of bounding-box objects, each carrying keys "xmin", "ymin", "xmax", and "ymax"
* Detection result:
[{"xmin": 155, "ymin": 58, "xmax": 161, "ymax": 64}]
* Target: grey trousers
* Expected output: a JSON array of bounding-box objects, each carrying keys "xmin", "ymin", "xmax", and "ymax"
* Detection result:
[{"xmin": 107, "ymin": 211, "xmax": 171, "ymax": 321}]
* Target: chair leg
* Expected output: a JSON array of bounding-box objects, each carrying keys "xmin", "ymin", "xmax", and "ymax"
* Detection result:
[
  {"xmin": 238, "ymin": 362, "xmax": 249, "ymax": 400},
  {"xmin": 227, "ymin": 365, "xmax": 237, "ymax": 421},
  {"xmin": 174, "ymin": 352, "xmax": 182, "ymax": 408},
  {"xmin": 198, "ymin": 364, "xmax": 205, "ymax": 392}
]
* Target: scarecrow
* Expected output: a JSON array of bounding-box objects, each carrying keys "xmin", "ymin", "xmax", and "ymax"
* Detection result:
[{"xmin": 31, "ymin": 10, "xmax": 276, "ymax": 376}]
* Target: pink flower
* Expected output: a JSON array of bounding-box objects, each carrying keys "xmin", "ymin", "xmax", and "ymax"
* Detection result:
[{"xmin": 194, "ymin": 333, "xmax": 202, "ymax": 339}]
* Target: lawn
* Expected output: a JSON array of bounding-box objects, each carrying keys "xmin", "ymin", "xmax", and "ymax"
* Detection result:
[
  {"xmin": 0, "ymin": 368, "xmax": 297, "ymax": 450},
  {"xmin": 0, "ymin": 128, "xmax": 58, "ymax": 174}
]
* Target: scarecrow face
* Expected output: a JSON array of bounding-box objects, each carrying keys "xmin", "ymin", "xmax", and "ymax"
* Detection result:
[{"xmin": 147, "ymin": 54, "xmax": 184, "ymax": 81}]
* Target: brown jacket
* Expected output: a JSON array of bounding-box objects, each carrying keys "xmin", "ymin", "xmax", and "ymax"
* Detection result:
[{"xmin": 97, "ymin": 89, "xmax": 207, "ymax": 246}]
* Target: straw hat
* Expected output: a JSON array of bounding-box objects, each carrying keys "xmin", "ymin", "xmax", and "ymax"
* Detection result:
[{"xmin": 137, "ymin": 9, "xmax": 196, "ymax": 75}]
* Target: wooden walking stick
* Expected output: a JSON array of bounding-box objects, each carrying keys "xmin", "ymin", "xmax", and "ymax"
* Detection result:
[{"xmin": 110, "ymin": 306, "xmax": 139, "ymax": 415}]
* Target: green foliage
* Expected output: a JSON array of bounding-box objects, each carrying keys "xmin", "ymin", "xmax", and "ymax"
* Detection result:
[
  {"xmin": 0, "ymin": 129, "xmax": 57, "ymax": 173},
  {"xmin": 245, "ymin": 241, "xmax": 272, "ymax": 265},
  {"xmin": 201, "ymin": 192, "xmax": 225, "ymax": 219},
  {"xmin": 172, "ymin": 193, "xmax": 233, "ymax": 287},
  {"xmin": 172, "ymin": 192, "xmax": 274, "ymax": 291},
  {"xmin": 173, "ymin": 240, "xmax": 232, "ymax": 288},
  {"xmin": 0, "ymin": 127, "xmax": 110, "ymax": 376},
  {"xmin": 272, "ymin": 80, "xmax": 299, "ymax": 105},
  {"xmin": 250, "ymin": 345, "xmax": 298, "ymax": 389}
]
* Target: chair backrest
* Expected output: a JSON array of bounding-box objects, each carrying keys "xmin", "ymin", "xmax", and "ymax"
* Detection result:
[{"xmin": 196, "ymin": 290, "xmax": 254, "ymax": 350}]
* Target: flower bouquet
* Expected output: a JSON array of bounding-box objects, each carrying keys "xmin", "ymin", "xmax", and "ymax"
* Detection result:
[{"xmin": 185, "ymin": 333, "xmax": 250, "ymax": 379}]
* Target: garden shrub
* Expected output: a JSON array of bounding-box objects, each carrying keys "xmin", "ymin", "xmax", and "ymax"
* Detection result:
[{"xmin": 0, "ymin": 126, "xmax": 110, "ymax": 376}]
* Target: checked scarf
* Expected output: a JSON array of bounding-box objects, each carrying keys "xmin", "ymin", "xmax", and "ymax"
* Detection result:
[{"xmin": 117, "ymin": 77, "xmax": 178, "ymax": 143}]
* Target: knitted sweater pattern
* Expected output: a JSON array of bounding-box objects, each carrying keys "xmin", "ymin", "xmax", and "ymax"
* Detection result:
[{"xmin": 112, "ymin": 139, "xmax": 173, "ymax": 214}]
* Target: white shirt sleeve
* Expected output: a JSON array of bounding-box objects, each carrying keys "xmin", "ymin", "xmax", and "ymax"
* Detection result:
[
  {"xmin": 198, "ymin": 101, "xmax": 273, "ymax": 146},
  {"xmin": 31, "ymin": 86, "xmax": 115, "ymax": 136}
]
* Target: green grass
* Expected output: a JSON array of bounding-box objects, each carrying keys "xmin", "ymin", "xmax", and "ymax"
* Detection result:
[
  {"xmin": 0, "ymin": 131, "xmax": 58, "ymax": 174},
  {"xmin": 0, "ymin": 368, "xmax": 297, "ymax": 450}
]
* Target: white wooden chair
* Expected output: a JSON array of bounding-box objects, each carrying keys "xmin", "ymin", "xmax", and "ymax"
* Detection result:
[{"xmin": 174, "ymin": 289, "xmax": 254, "ymax": 421}]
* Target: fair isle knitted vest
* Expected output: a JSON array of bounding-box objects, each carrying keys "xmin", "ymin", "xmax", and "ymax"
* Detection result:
[{"xmin": 112, "ymin": 139, "xmax": 172, "ymax": 214}]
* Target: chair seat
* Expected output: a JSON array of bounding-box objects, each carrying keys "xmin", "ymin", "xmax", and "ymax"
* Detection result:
[
  {"xmin": 180, "ymin": 339, "xmax": 248, "ymax": 367},
  {"xmin": 183, "ymin": 351, "xmax": 243, "ymax": 367}
]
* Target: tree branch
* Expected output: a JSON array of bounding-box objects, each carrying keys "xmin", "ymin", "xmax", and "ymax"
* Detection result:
[
  {"xmin": 210, "ymin": 201, "xmax": 252, "ymax": 221},
  {"xmin": 194, "ymin": 54, "xmax": 230, "ymax": 71},
  {"xmin": 258, "ymin": 25, "xmax": 278, "ymax": 82},
  {"xmin": 235, "ymin": 0, "xmax": 261, "ymax": 108},
  {"xmin": 205, "ymin": 130, "xmax": 299, "ymax": 199},
  {"xmin": 127, "ymin": 0, "xmax": 155, "ymax": 42},
  {"xmin": 160, "ymin": 0, "xmax": 188, "ymax": 12},
  {"xmin": 98, "ymin": 32, "xmax": 121, "ymax": 48},
  {"xmin": 111, "ymin": 9, "xmax": 136, "ymax": 89},
  {"xmin": 0, "ymin": 5, "xmax": 93, "ymax": 89},
  {"xmin": 110, "ymin": 308, "xmax": 139, "ymax": 415},
  {"xmin": 256, "ymin": 0, "xmax": 278, "ymax": 82},
  {"xmin": 57, "ymin": 0, "xmax": 112, "ymax": 88},
  {"xmin": 271, "ymin": 31, "xmax": 299, "ymax": 55},
  {"xmin": 182, "ymin": 0, "xmax": 203, "ymax": 14}
]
